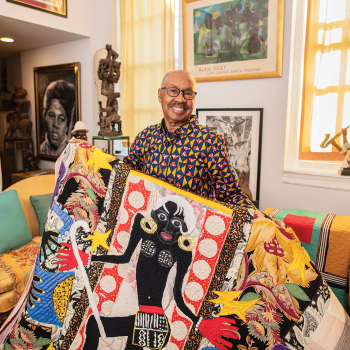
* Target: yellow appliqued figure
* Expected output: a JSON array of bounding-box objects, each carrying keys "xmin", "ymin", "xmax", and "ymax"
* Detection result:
[
  {"xmin": 87, "ymin": 229, "xmax": 111, "ymax": 253},
  {"xmin": 84, "ymin": 148, "xmax": 114, "ymax": 173},
  {"xmin": 287, "ymin": 242, "xmax": 316, "ymax": 285},
  {"xmin": 210, "ymin": 290, "xmax": 260, "ymax": 323}
]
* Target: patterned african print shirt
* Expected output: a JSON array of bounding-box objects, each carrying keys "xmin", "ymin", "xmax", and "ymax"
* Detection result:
[{"xmin": 124, "ymin": 116, "xmax": 253, "ymax": 208}]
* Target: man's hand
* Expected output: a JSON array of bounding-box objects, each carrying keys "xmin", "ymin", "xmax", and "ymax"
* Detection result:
[
  {"xmin": 55, "ymin": 242, "xmax": 90, "ymax": 271},
  {"xmin": 198, "ymin": 317, "xmax": 239, "ymax": 350},
  {"xmin": 69, "ymin": 139, "xmax": 87, "ymax": 145}
]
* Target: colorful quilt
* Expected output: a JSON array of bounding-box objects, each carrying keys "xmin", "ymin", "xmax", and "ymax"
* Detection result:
[
  {"xmin": 264, "ymin": 208, "xmax": 350, "ymax": 309},
  {"xmin": 1, "ymin": 144, "xmax": 349, "ymax": 350}
]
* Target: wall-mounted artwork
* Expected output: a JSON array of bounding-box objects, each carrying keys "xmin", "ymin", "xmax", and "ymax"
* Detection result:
[
  {"xmin": 197, "ymin": 108, "xmax": 263, "ymax": 202},
  {"xmin": 6, "ymin": 0, "xmax": 67, "ymax": 17},
  {"xmin": 183, "ymin": 0, "xmax": 284, "ymax": 82},
  {"xmin": 34, "ymin": 63, "xmax": 81, "ymax": 161}
]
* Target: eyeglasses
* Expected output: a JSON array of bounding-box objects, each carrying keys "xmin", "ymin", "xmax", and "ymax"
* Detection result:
[{"xmin": 161, "ymin": 87, "xmax": 197, "ymax": 100}]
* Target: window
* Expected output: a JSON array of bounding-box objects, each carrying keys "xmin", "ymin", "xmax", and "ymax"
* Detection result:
[
  {"xmin": 299, "ymin": 0, "xmax": 350, "ymax": 162},
  {"xmin": 284, "ymin": 0, "xmax": 350, "ymax": 190}
]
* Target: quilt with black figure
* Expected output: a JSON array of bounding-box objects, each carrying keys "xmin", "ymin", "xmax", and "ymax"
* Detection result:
[{"xmin": 1, "ymin": 143, "xmax": 349, "ymax": 350}]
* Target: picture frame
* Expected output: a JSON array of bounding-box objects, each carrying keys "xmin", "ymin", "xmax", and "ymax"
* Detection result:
[
  {"xmin": 6, "ymin": 0, "xmax": 67, "ymax": 18},
  {"xmin": 34, "ymin": 62, "xmax": 81, "ymax": 161},
  {"xmin": 197, "ymin": 108, "xmax": 263, "ymax": 202},
  {"xmin": 183, "ymin": 0, "xmax": 284, "ymax": 82}
]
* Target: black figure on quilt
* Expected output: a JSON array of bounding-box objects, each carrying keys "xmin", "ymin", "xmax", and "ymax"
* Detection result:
[{"xmin": 56, "ymin": 196, "xmax": 238, "ymax": 350}]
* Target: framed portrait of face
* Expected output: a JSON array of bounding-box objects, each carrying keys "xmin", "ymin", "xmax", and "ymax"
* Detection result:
[
  {"xmin": 197, "ymin": 108, "xmax": 263, "ymax": 204},
  {"xmin": 34, "ymin": 62, "xmax": 81, "ymax": 161}
]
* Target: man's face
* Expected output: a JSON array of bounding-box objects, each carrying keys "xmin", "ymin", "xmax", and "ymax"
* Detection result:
[
  {"xmin": 46, "ymin": 98, "xmax": 68, "ymax": 149},
  {"xmin": 151, "ymin": 201, "xmax": 188, "ymax": 245},
  {"xmin": 158, "ymin": 71, "xmax": 196, "ymax": 127}
]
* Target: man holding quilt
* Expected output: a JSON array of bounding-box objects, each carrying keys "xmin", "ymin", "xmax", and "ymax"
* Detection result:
[{"xmin": 123, "ymin": 69, "xmax": 253, "ymax": 208}]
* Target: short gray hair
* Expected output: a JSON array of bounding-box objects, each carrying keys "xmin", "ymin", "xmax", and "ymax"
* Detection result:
[{"xmin": 160, "ymin": 70, "xmax": 196, "ymax": 88}]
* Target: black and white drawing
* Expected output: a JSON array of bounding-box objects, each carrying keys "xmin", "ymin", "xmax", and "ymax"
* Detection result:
[
  {"xmin": 34, "ymin": 63, "xmax": 81, "ymax": 160},
  {"xmin": 197, "ymin": 108, "xmax": 263, "ymax": 201}
]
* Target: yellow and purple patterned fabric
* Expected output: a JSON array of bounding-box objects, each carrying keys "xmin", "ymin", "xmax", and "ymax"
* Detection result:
[
  {"xmin": 0, "ymin": 144, "xmax": 349, "ymax": 350},
  {"xmin": 264, "ymin": 208, "xmax": 350, "ymax": 309},
  {"xmin": 124, "ymin": 116, "xmax": 253, "ymax": 208}
]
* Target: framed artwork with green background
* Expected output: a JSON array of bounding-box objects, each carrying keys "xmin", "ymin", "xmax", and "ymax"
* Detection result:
[{"xmin": 183, "ymin": 0, "xmax": 284, "ymax": 82}]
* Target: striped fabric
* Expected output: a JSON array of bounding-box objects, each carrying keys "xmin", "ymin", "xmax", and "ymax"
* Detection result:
[{"xmin": 264, "ymin": 208, "xmax": 350, "ymax": 309}]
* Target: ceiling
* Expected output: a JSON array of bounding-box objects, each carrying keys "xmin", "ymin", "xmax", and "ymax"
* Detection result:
[{"xmin": 0, "ymin": 15, "xmax": 88, "ymax": 59}]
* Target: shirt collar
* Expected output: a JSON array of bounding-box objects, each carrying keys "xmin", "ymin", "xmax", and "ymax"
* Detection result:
[{"xmin": 160, "ymin": 115, "xmax": 198, "ymax": 137}]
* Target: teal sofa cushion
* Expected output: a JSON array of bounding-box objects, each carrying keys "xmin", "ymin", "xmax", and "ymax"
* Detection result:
[
  {"xmin": 0, "ymin": 189, "xmax": 32, "ymax": 254},
  {"xmin": 30, "ymin": 193, "xmax": 53, "ymax": 236}
]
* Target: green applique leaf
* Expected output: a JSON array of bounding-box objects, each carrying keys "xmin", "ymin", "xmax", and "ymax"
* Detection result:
[
  {"xmin": 86, "ymin": 188, "xmax": 97, "ymax": 202},
  {"xmin": 239, "ymin": 292, "xmax": 260, "ymax": 302},
  {"xmin": 4, "ymin": 342, "xmax": 14, "ymax": 350},
  {"xmin": 285, "ymin": 283, "xmax": 310, "ymax": 301},
  {"xmin": 33, "ymin": 338, "xmax": 53, "ymax": 346}
]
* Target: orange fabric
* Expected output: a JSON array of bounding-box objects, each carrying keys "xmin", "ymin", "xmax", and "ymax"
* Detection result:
[
  {"xmin": 0, "ymin": 237, "xmax": 41, "ymax": 302},
  {"xmin": 324, "ymin": 215, "xmax": 350, "ymax": 277}
]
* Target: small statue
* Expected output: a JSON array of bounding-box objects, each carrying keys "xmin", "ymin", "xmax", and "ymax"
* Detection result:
[
  {"xmin": 95, "ymin": 44, "xmax": 122, "ymax": 136},
  {"xmin": 23, "ymin": 151, "xmax": 41, "ymax": 172},
  {"xmin": 320, "ymin": 125, "xmax": 350, "ymax": 175},
  {"xmin": 71, "ymin": 121, "xmax": 89, "ymax": 141},
  {"xmin": 5, "ymin": 88, "xmax": 32, "ymax": 140}
]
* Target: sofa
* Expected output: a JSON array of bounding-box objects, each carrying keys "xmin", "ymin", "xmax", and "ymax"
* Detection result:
[
  {"xmin": 264, "ymin": 207, "xmax": 350, "ymax": 311},
  {"xmin": 0, "ymin": 174, "xmax": 55, "ymax": 323}
]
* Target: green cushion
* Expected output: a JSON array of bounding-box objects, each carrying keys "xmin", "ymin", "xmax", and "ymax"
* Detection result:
[
  {"xmin": 0, "ymin": 189, "xmax": 32, "ymax": 254},
  {"xmin": 30, "ymin": 193, "xmax": 53, "ymax": 236}
]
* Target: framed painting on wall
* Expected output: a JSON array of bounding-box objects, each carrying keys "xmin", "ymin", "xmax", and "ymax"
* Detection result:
[
  {"xmin": 183, "ymin": 0, "xmax": 284, "ymax": 82},
  {"xmin": 34, "ymin": 62, "xmax": 81, "ymax": 161},
  {"xmin": 6, "ymin": 0, "xmax": 67, "ymax": 17},
  {"xmin": 197, "ymin": 108, "xmax": 263, "ymax": 202}
]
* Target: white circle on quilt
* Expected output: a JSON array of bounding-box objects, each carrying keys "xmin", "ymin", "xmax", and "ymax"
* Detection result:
[
  {"xmin": 185, "ymin": 282, "xmax": 203, "ymax": 301},
  {"xmin": 93, "ymin": 292, "xmax": 99, "ymax": 306},
  {"xmin": 117, "ymin": 231, "xmax": 129, "ymax": 248},
  {"xmin": 193, "ymin": 260, "xmax": 211, "ymax": 280},
  {"xmin": 164, "ymin": 343, "xmax": 179, "ymax": 350},
  {"xmin": 101, "ymin": 300, "xmax": 115, "ymax": 316},
  {"xmin": 128, "ymin": 191, "xmax": 145, "ymax": 209},
  {"xmin": 128, "ymin": 174, "xmax": 140, "ymax": 183},
  {"xmin": 119, "ymin": 207, "xmax": 129, "ymax": 224},
  {"xmin": 187, "ymin": 303, "xmax": 196, "ymax": 314},
  {"xmin": 70, "ymin": 333, "xmax": 82, "ymax": 350},
  {"xmin": 198, "ymin": 239, "xmax": 217, "ymax": 258},
  {"xmin": 100, "ymin": 275, "xmax": 116, "ymax": 293},
  {"xmin": 104, "ymin": 262, "xmax": 116, "ymax": 269},
  {"xmin": 144, "ymin": 179, "xmax": 154, "ymax": 191},
  {"xmin": 205, "ymin": 215, "xmax": 225, "ymax": 236},
  {"xmin": 171, "ymin": 321, "xmax": 188, "ymax": 341},
  {"xmin": 118, "ymin": 264, "xmax": 129, "ymax": 278}
]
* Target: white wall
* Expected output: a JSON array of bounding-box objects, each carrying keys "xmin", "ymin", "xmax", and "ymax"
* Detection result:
[
  {"xmin": 19, "ymin": 0, "xmax": 114, "ymax": 170},
  {"xmin": 180, "ymin": 0, "xmax": 348, "ymax": 215},
  {"xmin": 0, "ymin": 0, "xmax": 97, "ymax": 38}
]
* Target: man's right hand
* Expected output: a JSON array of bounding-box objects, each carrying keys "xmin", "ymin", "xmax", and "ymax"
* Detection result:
[{"xmin": 69, "ymin": 139, "xmax": 86, "ymax": 144}]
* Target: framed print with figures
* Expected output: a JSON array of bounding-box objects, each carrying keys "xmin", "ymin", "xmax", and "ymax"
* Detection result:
[
  {"xmin": 6, "ymin": 0, "xmax": 67, "ymax": 17},
  {"xmin": 197, "ymin": 108, "xmax": 263, "ymax": 202},
  {"xmin": 34, "ymin": 63, "xmax": 81, "ymax": 161},
  {"xmin": 183, "ymin": 0, "xmax": 284, "ymax": 82}
]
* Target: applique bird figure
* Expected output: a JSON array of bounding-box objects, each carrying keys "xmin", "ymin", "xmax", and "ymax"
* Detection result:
[
  {"xmin": 287, "ymin": 242, "xmax": 315, "ymax": 285},
  {"xmin": 84, "ymin": 148, "xmax": 114, "ymax": 173},
  {"xmin": 210, "ymin": 291, "xmax": 260, "ymax": 323},
  {"xmin": 86, "ymin": 229, "xmax": 111, "ymax": 253}
]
